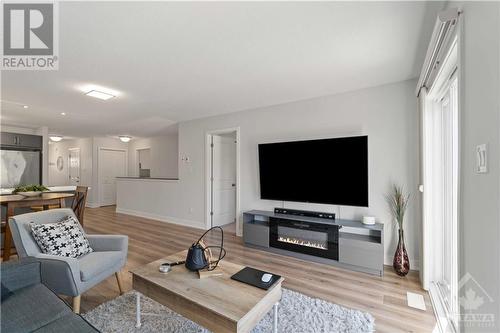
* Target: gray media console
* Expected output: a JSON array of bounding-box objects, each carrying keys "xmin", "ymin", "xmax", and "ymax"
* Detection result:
[{"xmin": 243, "ymin": 210, "xmax": 384, "ymax": 276}]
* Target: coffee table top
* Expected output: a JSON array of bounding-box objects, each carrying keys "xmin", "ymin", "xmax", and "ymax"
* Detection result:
[{"xmin": 131, "ymin": 250, "xmax": 284, "ymax": 324}]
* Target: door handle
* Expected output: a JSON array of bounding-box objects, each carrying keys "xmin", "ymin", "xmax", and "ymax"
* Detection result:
[{"xmin": 232, "ymin": 183, "xmax": 236, "ymax": 187}]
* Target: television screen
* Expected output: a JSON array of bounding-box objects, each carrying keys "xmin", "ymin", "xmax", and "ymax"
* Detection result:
[{"xmin": 258, "ymin": 136, "xmax": 368, "ymax": 207}]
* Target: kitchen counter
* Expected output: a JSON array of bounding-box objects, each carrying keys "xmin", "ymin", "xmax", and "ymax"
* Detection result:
[{"xmin": 116, "ymin": 177, "xmax": 179, "ymax": 181}]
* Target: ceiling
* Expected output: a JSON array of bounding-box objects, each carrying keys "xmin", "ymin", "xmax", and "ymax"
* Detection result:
[{"xmin": 1, "ymin": 1, "xmax": 443, "ymax": 137}]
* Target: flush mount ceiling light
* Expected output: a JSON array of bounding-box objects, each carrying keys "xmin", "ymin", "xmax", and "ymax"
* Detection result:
[
  {"xmin": 49, "ymin": 135, "xmax": 63, "ymax": 142},
  {"xmin": 77, "ymin": 84, "xmax": 121, "ymax": 101},
  {"xmin": 23, "ymin": 105, "xmax": 28, "ymax": 109},
  {"xmin": 119, "ymin": 135, "xmax": 132, "ymax": 143},
  {"xmin": 85, "ymin": 90, "xmax": 115, "ymax": 100},
  {"xmin": 60, "ymin": 112, "xmax": 66, "ymax": 116}
]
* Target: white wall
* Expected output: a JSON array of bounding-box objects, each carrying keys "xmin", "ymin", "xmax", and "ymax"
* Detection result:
[
  {"xmin": 452, "ymin": 2, "xmax": 500, "ymax": 331},
  {"xmin": 127, "ymin": 135, "xmax": 178, "ymax": 178},
  {"xmin": 118, "ymin": 79, "xmax": 421, "ymax": 267}
]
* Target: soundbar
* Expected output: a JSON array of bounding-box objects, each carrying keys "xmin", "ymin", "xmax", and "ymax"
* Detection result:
[{"xmin": 274, "ymin": 208, "xmax": 336, "ymax": 220}]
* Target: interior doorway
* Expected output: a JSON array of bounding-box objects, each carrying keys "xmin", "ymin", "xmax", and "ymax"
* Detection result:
[
  {"xmin": 205, "ymin": 128, "xmax": 240, "ymax": 234},
  {"xmin": 98, "ymin": 148, "xmax": 127, "ymax": 206},
  {"xmin": 68, "ymin": 148, "xmax": 81, "ymax": 186},
  {"xmin": 136, "ymin": 148, "xmax": 151, "ymax": 177}
]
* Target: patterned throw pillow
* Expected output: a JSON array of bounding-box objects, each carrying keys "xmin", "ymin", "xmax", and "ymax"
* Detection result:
[{"xmin": 30, "ymin": 216, "xmax": 93, "ymax": 258}]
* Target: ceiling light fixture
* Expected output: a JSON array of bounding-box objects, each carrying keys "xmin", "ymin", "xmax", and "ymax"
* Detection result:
[
  {"xmin": 60, "ymin": 112, "xmax": 66, "ymax": 116},
  {"xmin": 23, "ymin": 105, "xmax": 28, "ymax": 109},
  {"xmin": 119, "ymin": 136, "xmax": 132, "ymax": 143},
  {"xmin": 85, "ymin": 90, "xmax": 115, "ymax": 100},
  {"xmin": 49, "ymin": 135, "xmax": 63, "ymax": 142}
]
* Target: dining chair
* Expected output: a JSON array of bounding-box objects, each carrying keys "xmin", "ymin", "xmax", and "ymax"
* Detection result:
[{"xmin": 71, "ymin": 186, "xmax": 88, "ymax": 226}]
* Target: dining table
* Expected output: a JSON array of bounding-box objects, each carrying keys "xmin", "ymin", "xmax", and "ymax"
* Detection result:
[{"xmin": 1, "ymin": 192, "xmax": 74, "ymax": 261}]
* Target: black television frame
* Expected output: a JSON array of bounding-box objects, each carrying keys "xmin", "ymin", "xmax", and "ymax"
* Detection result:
[{"xmin": 258, "ymin": 135, "xmax": 368, "ymax": 207}]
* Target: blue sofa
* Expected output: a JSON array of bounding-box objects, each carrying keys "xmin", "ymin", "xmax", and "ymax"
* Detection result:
[{"xmin": 0, "ymin": 259, "xmax": 99, "ymax": 333}]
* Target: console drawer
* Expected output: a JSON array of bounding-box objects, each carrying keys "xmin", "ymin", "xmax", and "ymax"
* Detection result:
[{"xmin": 339, "ymin": 237, "xmax": 383, "ymax": 271}]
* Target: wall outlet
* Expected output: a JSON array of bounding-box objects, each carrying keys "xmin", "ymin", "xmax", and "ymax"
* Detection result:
[{"xmin": 189, "ymin": 207, "xmax": 194, "ymax": 214}]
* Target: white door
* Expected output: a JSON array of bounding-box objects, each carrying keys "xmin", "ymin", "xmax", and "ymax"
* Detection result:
[
  {"xmin": 99, "ymin": 149, "xmax": 127, "ymax": 206},
  {"xmin": 137, "ymin": 148, "xmax": 151, "ymax": 176},
  {"xmin": 211, "ymin": 134, "xmax": 236, "ymax": 226},
  {"xmin": 68, "ymin": 148, "xmax": 80, "ymax": 186}
]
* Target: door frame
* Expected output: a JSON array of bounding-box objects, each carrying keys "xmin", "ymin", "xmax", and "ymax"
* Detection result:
[
  {"xmin": 205, "ymin": 127, "xmax": 241, "ymax": 236},
  {"xmin": 98, "ymin": 147, "xmax": 128, "ymax": 207},
  {"xmin": 422, "ymin": 34, "xmax": 462, "ymax": 332}
]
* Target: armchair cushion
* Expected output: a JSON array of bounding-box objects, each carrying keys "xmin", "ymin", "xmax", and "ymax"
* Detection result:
[
  {"xmin": 79, "ymin": 251, "xmax": 123, "ymax": 282},
  {"xmin": 30, "ymin": 216, "xmax": 93, "ymax": 258}
]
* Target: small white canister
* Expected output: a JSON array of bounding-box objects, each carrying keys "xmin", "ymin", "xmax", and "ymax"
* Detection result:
[{"xmin": 362, "ymin": 216, "xmax": 376, "ymax": 225}]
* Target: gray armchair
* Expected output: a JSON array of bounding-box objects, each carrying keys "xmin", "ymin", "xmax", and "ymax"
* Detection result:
[{"xmin": 8, "ymin": 208, "xmax": 128, "ymax": 313}]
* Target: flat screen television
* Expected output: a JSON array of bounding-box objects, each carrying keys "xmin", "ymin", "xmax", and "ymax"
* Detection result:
[{"xmin": 258, "ymin": 135, "xmax": 368, "ymax": 207}]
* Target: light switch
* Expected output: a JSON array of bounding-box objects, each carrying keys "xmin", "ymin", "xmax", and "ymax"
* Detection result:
[{"xmin": 476, "ymin": 144, "xmax": 488, "ymax": 173}]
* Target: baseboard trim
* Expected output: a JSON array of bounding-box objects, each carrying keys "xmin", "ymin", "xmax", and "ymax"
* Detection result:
[
  {"xmin": 115, "ymin": 207, "xmax": 205, "ymax": 230},
  {"xmin": 86, "ymin": 202, "xmax": 100, "ymax": 208}
]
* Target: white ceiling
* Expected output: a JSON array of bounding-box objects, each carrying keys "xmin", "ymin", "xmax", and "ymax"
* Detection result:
[{"xmin": 1, "ymin": 1, "xmax": 443, "ymax": 137}]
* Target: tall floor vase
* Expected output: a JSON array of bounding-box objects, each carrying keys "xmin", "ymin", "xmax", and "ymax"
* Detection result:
[{"xmin": 393, "ymin": 229, "xmax": 410, "ymax": 276}]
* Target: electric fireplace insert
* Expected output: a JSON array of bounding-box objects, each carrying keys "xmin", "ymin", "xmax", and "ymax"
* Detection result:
[{"xmin": 269, "ymin": 217, "xmax": 339, "ymax": 260}]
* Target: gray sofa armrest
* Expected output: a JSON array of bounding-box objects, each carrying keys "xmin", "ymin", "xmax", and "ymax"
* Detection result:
[
  {"xmin": 87, "ymin": 234, "xmax": 128, "ymax": 252},
  {"xmin": 0, "ymin": 258, "xmax": 41, "ymax": 291},
  {"xmin": 34, "ymin": 254, "xmax": 81, "ymax": 297}
]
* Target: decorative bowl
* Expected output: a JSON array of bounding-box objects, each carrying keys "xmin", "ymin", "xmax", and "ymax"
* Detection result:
[{"xmin": 17, "ymin": 191, "xmax": 43, "ymax": 197}]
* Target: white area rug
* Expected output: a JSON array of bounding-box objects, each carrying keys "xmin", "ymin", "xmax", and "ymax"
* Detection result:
[{"xmin": 84, "ymin": 289, "xmax": 374, "ymax": 333}]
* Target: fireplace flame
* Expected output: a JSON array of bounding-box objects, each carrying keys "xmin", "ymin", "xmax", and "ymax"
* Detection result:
[{"xmin": 277, "ymin": 236, "xmax": 327, "ymax": 250}]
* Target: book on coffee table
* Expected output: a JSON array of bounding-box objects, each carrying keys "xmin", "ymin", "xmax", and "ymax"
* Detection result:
[{"xmin": 231, "ymin": 267, "xmax": 282, "ymax": 290}]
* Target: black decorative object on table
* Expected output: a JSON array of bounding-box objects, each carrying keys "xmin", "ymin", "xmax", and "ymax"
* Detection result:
[{"xmin": 185, "ymin": 226, "xmax": 226, "ymax": 271}]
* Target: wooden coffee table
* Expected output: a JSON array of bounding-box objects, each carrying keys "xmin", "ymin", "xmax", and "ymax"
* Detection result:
[{"xmin": 131, "ymin": 250, "xmax": 284, "ymax": 333}]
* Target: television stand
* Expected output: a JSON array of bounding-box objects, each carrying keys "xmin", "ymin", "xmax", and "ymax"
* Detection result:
[{"xmin": 243, "ymin": 210, "xmax": 384, "ymax": 276}]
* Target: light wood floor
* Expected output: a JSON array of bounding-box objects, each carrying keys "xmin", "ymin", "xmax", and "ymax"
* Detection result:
[{"xmin": 77, "ymin": 206, "xmax": 435, "ymax": 332}]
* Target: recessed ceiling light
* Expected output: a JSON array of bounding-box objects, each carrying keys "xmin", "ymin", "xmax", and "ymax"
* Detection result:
[
  {"xmin": 119, "ymin": 135, "xmax": 132, "ymax": 143},
  {"xmin": 23, "ymin": 105, "xmax": 28, "ymax": 109},
  {"xmin": 60, "ymin": 112, "xmax": 66, "ymax": 116},
  {"xmin": 49, "ymin": 135, "xmax": 63, "ymax": 142},
  {"xmin": 85, "ymin": 90, "xmax": 115, "ymax": 100}
]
